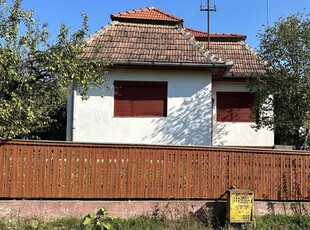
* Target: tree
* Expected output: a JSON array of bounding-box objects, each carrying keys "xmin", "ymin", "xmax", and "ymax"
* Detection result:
[
  {"xmin": 247, "ymin": 13, "xmax": 310, "ymax": 148},
  {"xmin": 0, "ymin": 0, "xmax": 110, "ymax": 139}
]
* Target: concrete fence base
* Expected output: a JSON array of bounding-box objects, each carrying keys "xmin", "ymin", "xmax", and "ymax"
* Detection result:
[{"xmin": 0, "ymin": 200, "xmax": 309, "ymax": 220}]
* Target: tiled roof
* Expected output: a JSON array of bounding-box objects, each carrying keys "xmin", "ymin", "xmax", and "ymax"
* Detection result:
[
  {"xmin": 84, "ymin": 7, "xmax": 266, "ymax": 77},
  {"xmin": 186, "ymin": 28, "xmax": 247, "ymax": 40},
  {"xmin": 111, "ymin": 7, "xmax": 183, "ymax": 23},
  {"xmin": 187, "ymin": 29, "xmax": 266, "ymax": 76},
  {"xmin": 84, "ymin": 20, "xmax": 226, "ymax": 66},
  {"xmin": 207, "ymin": 40, "xmax": 266, "ymax": 76}
]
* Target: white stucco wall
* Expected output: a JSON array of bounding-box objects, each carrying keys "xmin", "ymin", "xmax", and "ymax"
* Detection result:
[
  {"xmin": 68, "ymin": 69, "xmax": 213, "ymax": 146},
  {"xmin": 212, "ymin": 81, "xmax": 274, "ymax": 147}
]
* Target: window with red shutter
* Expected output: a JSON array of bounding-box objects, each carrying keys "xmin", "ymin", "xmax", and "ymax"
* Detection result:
[
  {"xmin": 114, "ymin": 81, "xmax": 167, "ymax": 117},
  {"xmin": 217, "ymin": 92, "xmax": 255, "ymax": 122}
]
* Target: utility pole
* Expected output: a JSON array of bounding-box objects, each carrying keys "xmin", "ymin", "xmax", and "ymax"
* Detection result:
[{"xmin": 200, "ymin": 0, "xmax": 216, "ymax": 50}]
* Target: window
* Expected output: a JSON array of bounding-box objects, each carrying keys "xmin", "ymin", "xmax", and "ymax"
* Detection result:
[
  {"xmin": 217, "ymin": 92, "xmax": 254, "ymax": 122},
  {"xmin": 114, "ymin": 81, "xmax": 167, "ymax": 117}
]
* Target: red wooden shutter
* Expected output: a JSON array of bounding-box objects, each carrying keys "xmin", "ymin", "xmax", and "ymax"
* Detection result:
[
  {"xmin": 217, "ymin": 92, "xmax": 254, "ymax": 122},
  {"xmin": 114, "ymin": 81, "xmax": 167, "ymax": 117}
]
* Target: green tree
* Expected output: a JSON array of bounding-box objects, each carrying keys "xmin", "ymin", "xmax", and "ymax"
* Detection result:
[
  {"xmin": 247, "ymin": 13, "xmax": 310, "ymax": 148},
  {"xmin": 0, "ymin": 0, "xmax": 110, "ymax": 140}
]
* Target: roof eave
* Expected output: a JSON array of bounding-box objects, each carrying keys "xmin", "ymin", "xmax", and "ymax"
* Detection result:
[{"xmin": 112, "ymin": 60, "xmax": 232, "ymax": 68}]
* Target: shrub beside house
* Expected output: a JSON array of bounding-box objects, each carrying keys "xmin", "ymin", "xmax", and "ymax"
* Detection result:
[{"xmin": 66, "ymin": 7, "xmax": 274, "ymax": 147}]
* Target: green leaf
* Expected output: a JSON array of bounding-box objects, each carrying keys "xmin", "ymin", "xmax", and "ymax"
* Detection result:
[
  {"xmin": 0, "ymin": 0, "xmax": 109, "ymax": 140},
  {"xmin": 83, "ymin": 217, "xmax": 92, "ymax": 226},
  {"xmin": 247, "ymin": 12, "xmax": 310, "ymax": 148}
]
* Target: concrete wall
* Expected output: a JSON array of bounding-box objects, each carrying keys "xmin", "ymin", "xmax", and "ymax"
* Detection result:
[
  {"xmin": 67, "ymin": 68, "xmax": 213, "ymax": 146},
  {"xmin": 1, "ymin": 200, "xmax": 309, "ymax": 219},
  {"xmin": 212, "ymin": 81, "xmax": 274, "ymax": 147},
  {"xmin": 67, "ymin": 70, "xmax": 274, "ymax": 147}
]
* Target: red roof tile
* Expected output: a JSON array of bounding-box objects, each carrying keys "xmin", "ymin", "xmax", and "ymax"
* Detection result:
[
  {"xmin": 111, "ymin": 7, "xmax": 183, "ymax": 23},
  {"xmin": 186, "ymin": 28, "xmax": 266, "ymax": 77},
  {"xmin": 186, "ymin": 28, "xmax": 247, "ymax": 40},
  {"xmin": 84, "ymin": 7, "xmax": 266, "ymax": 77},
  {"xmin": 205, "ymin": 40, "xmax": 266, "ymax": 76},
  {"xmin": 84, "ymin": 21, "xmax": 224, "ymax": 65}
]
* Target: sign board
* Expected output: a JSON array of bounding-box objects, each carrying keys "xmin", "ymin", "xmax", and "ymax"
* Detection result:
[{"xmin": 227, "ymin": 189, "xmax": 254, "ymax": 223}]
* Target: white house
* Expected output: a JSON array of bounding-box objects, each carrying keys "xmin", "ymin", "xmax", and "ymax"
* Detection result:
[{"xmin": 66, "ymin": 7, "xmax": 274, "ymax": 147}]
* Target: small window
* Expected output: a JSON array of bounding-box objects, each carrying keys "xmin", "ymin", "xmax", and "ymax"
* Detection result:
[
  {"xmin": 217, "ymin": 92, "xmax": 254, "ymax": 122},
  {"xmin": 114, "ymin": 81, "xmax": 167, "ymax": 117}
]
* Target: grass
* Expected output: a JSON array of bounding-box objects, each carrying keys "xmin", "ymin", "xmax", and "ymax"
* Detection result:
[
  {"xmin": 0, "ymin": 215, "xmax": 83, "ymax": 230},
  {"xmin": 255, "ymin": 214, "xmax": 310, "ymax": 230},
  {"xmin": 1, "ymin": 212, "xmax": 310, "ymax": 229}
]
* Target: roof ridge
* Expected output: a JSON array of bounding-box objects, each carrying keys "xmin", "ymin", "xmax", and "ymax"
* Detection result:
[
  {"xmin": 85, "ymin": 21, "xmax": 119, "ymax": 44},
  {"xmin": 151, "ymin": 7, "xmax": 183, "ymax": 22},
  {"xmin": 186, "ymin": 27, "xmax": 247, "ymax": 40},
  {"xmin": 177, "ymin": 25, "xmax": 228, "ymax": 64},
  {"xmin": 111, "ymin": 7, "xmax": 183, "ymax": 23}
]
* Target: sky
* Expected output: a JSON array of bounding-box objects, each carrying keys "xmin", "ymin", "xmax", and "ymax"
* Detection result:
[{"xmin": 20, "ymin": 0, "xmax": 309, "ymax": 49}]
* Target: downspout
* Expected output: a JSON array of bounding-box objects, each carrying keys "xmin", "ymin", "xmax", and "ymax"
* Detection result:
[
  {"xmin": 66, "ymin": 85, "xmax": 77, "ymax": 141},
  {"xmin": 211, "ymin": 97, "xmax": 214, "ymax": 146},
  {"xmin": 71, "ymin": 87, "xmax": 77, "ymax": 141}
]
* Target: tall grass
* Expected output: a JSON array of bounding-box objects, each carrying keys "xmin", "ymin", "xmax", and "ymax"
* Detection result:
[{"xmin": 255, "ymin": 214, "xmax": 310, "ymax": 229}]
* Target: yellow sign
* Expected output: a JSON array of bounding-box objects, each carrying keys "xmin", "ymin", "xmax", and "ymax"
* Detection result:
[{"xmin": 227, "ymin": 189, "xmax": 254, "ymax": 223}]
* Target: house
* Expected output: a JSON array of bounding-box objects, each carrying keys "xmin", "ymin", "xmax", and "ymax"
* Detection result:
[{"xmin": 66, "ymin": 7, "xmax": 274, "ymax": 147}]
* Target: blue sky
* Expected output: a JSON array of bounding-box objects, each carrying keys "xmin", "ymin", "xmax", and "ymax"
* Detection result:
[{"xmin": 21, "ymin": 0, "xmax": 309, "ymax": 49}]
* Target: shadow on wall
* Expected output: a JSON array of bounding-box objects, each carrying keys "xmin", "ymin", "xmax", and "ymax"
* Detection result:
[
  {"xmin": 212, "ymin": 121, "xmax": 229, "ymax": 146},
  {"xmin": 194, "ymin": 201, "xmax": 227, "ymax": 227},
  {"xmin": 145, "ymin": 88, "xmax": 227, "ymax": 146}
]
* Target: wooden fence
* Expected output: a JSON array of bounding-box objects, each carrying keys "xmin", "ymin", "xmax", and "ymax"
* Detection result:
[{"xmin": 0, "ymin": 140, "xmax": 310, "ymax": 200}]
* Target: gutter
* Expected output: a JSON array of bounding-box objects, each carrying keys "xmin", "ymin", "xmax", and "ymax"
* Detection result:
[{"xmin": 112, "ymin": 60, "xmax": 233, "ymax": 69}]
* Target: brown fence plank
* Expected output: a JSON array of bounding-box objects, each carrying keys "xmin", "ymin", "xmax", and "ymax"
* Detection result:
[
  {"xmin": 5, "ymin": 146, "xmax": 12, "ymax": 197},
  {"xmin": 307, "ymin": 158, "xmax": 310, "ymax": 198},
  {"xmin": 157, "ymin": 149, "xmax": 162, "ymax": 198},
  {"xmin": 10, "ymin": 144, "xmax": 18, "ymax": 197},
  {"xmin": 150, "ymin": 149, "xmax": 155, "ymax": 198},
  {"xmin": 97, "ymin": 148, "xmax": 104, "ymax": 198},
  {"xmin": 91, "ymin": 147, "xmax": 98, "ymax": 198},
  {"xmin": 82, "ymin": 146, "xmax": 89, "ymax": 198},
  {"xmin": 126, "ymin": 148, "xmax": 133, "ymax": 198},
  {"xmin": 115, "ymin": 148, "xmax": 121, "ymax": 198},
  {"xmin": 197, "ymin": 150, "xmax": 202, "ymax": 198},
  {"xmin": 1, "ymin": 141, "xmax": 310, "ymax": 200},
  {"xmin": 3, "ymin": 146, "xmax": 11, "ymax": 197},
  {"xmin": 16, "ymin": 146, "xmax": 22, "ymax": 197},
  {"xmin": 31, "ymin": 146, "xmax": 38, "ymax": 198},
  {"xmin": 163, "ymin": 150, "xmax": 169, "ymax": 198},
  {"xmin": 106, "ymin": 148, "xmax": 111, "ymax": 198},
  {"xmin": 139, "ymin": 149, "xmax": 146, "ymax": 198},
  {"xmin": 63, "ymin": 146, "xmax": 71, "ymax": 198},
  {"xmin": 0, "ymin": 145, "xmax": 4, "ymax": 196},
  {"xmin": 59, "ymin": 146, "xmax": 65, "ymax": 198},
  {"xmin": 280, "ymin": 154, "xmax": 285, "ymax": 199}
]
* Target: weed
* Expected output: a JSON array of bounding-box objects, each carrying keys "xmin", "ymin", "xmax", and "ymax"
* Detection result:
[
  {"xmin": 1, "ymin": 209, "xmax": 310, "ymax": 229},
  {"xmin": 82, "ymin": 207, "xmax": 117, "ymax": 230}
]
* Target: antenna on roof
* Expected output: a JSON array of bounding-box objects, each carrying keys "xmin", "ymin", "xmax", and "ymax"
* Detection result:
[{"xmin": 200, "ymin": 0, "xmax": 217, "ymax": 50}]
